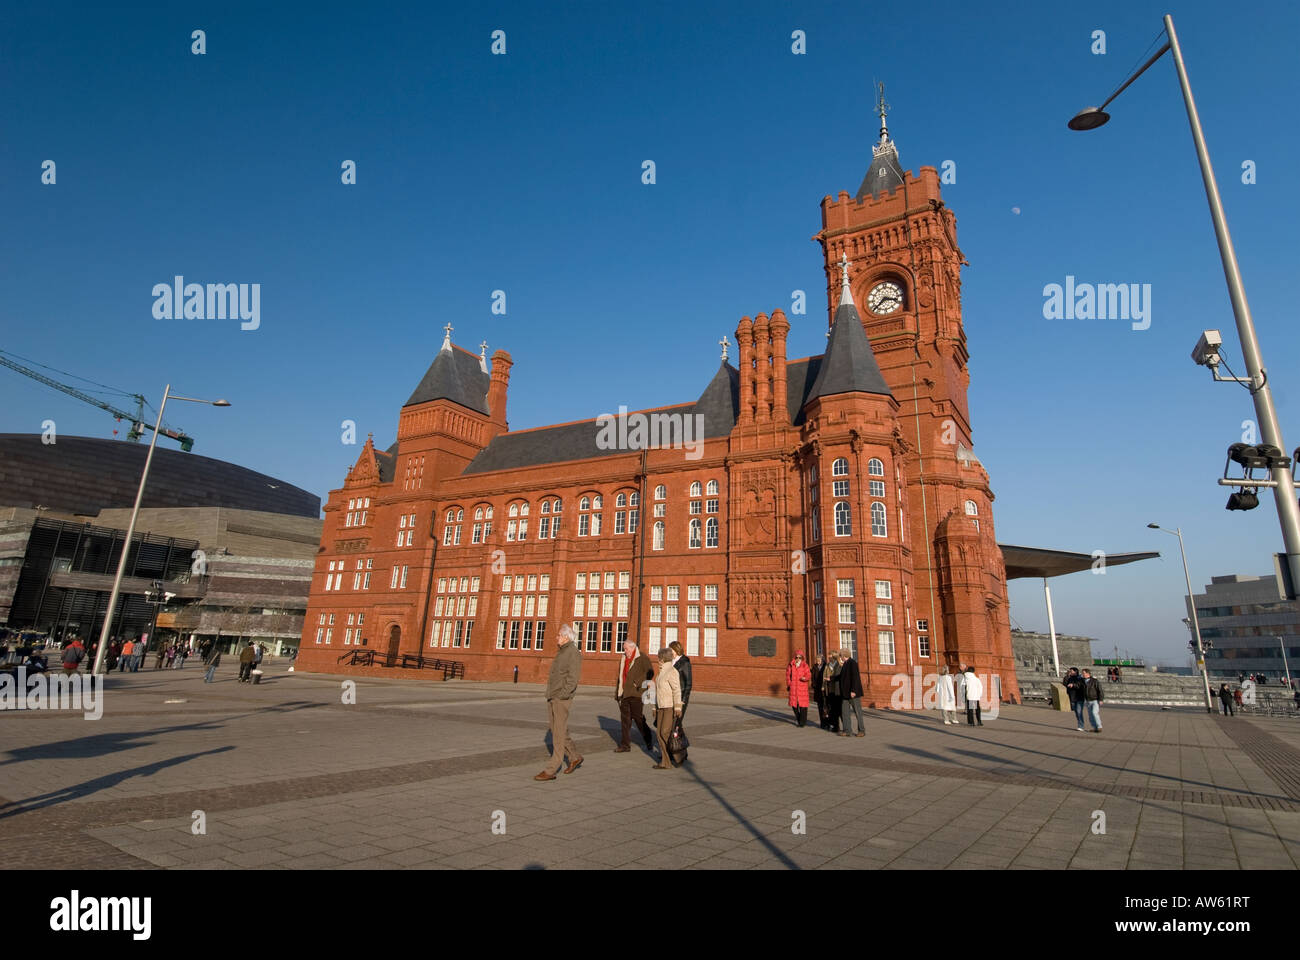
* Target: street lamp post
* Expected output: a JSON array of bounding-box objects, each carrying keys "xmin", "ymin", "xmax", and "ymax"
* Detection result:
[
  {"xmin": 1149, "ymin": 523, "xmax": 1214, "ymax": 712},
  {"xmin": 1070, "ymin": 15, "xmax": 1300, "ymax": 598},
  {"xmin": 1278, "ymin": 636, "xmax": 1293, "ymax": 688},
  {"xmin": 89, "ymin": 386, "xmax": 230, "ymax": 675}
]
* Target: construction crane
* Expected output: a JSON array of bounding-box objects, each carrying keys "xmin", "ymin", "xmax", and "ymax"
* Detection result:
[{"xmin": 0, "ymin": 349, "xmax": 196, "ymax": 451}]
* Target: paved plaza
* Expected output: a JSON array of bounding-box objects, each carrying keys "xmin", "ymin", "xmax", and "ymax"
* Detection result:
[{"xmin": 3, "ymin": 663, "xmax": 1300, "ymax": 870}]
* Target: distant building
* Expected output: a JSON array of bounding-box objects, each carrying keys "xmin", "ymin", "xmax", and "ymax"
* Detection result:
[
  {"xmin": 1191, "ymin": 574, "xmax": 1300, "ymax": 680},
  {"xmin": 1009, "ymin": 629, "xmax": 1096, "ymax": 672},
  {"xmin": 0, "ymin": 435, "xmax": 320, "ymax": 655}
]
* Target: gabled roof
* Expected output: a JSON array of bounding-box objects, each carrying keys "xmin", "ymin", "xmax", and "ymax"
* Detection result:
[
  {"xmin": 804, "ymin": 290, "xmax": 893, "ymax": 403},
  {"xmin": 693, "ymin": 362, "xmax": 741, "ymax": 438},
  {"xmin": 404, "ymin": 343, "xmax": 491, "ymax": 414},
  {"xmin": 377, "ymin": 441, "xmax": 398, "ymax": 483}
]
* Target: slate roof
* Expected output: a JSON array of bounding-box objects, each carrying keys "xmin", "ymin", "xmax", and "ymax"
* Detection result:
[
  {"xmin": 856, "ymin": 139, "xmax": 906, "ymax": 202},
  {"xmin": 804, "ymin": 294, "xmax": 894, "ymax": 402},
  {"xmin": 377, "ymin": 442, "xmax": 398, "ymax": 483},
  {"xmin": 404, "ymin": 344, "xmax": 490, "ymax": 415}
]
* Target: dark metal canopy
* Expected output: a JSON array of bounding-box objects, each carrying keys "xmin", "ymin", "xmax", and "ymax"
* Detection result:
[{"xmin": 999, "ymin": 544, "xmax": 1160, "ymax": 580}]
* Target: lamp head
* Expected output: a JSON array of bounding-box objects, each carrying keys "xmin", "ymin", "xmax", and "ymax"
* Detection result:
[
  {"xmin": 1147, "ymin": 523, "xmax": 1160, "ymax": 529},
  {"xmin": 212, "ymin": 400, "xmax": 232, "ymax": 407},
  {"xmin": 1068, "ymin": 107, "xmax": 1111, "ymax": 131}
]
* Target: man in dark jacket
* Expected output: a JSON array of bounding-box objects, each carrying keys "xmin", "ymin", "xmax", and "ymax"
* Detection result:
[
  {"xmin": 238, "ymin": 642, "xmax": 256, "ymax": 682},
  {"xmin": 1081, "ymin": 668, "xmax": 1103, "ymax": 732},
  {"xmin": 535, "ymin": 623, "xmax": 583, "ymax": 781},
  {"xmin": 668, "ymin": 640, "xmax": 693, "ymax": 721},
  {"xmin": 838, "ymin": 649, "xmax": 866, "ymax": 737},
  {"xmin": 614, "ymin": 639, "xmax": 656, "ymax": 753},
  {"xmin": 1063, "ymin": 667, "xmax": 1088, "ymax": 732}
]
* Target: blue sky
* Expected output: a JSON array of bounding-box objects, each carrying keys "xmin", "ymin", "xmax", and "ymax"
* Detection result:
[{"xmin": 3, "ymin": 0, "xmax": 1299, "ymax": 666}]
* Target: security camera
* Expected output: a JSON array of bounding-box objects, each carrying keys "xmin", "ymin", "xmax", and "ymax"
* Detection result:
[{"xmin": 1192, "ymin": 329, "xmax": 1223, "ymax": 366}]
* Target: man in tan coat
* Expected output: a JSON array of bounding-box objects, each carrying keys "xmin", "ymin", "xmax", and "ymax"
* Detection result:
[
  {"xmin": 535, "ymin": 624, "xmax": 583, "ymax": 781},
  {"xmin": 614, "ymin": 639, "xmax": 655, "ymax": 754}
]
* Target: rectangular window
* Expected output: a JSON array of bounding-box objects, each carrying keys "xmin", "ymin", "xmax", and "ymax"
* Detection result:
[
  {"xmin": 431, "ymin": 621, "xmax": 442, "ymax": 647},
  {"xmin": 687, "ymin": 605, "xmax": 699, "ymax": 623},
  {"xmin": 918, "ymin": 634, "xmax": 931, "ymax": 658},
  {"xmin": 600, "ymin": 622, "xmax": 613, "ymax": 653},
  {"xmin": 522, "ymin": 620, "xmax": 534, "ymax": 650},
  {"xmin": 537, "ymin": 596, "xmax": 548, "ymax": 617},
  {"xmin": 467, "ymin": 597, "xmax": 478, "ymax": 617},
  {"xmin": 318, "ymin": 613, "xmax": 327, "ymax": 625},
  {"xmin": 400, "ymin": 566, "xmax": 409, "ymax": 588},
  {"xmin": 443, "ymin": 620, "xmax": 453, "ymax": 646},
  {"xmin": 619, "ymin": 570, "xmax": 630, "ymax": 590},
  {"xmin": 526, "ymin": 574, "xmax": 537, "ymax": 592},
  {"xmin": 463, "ymin": 622, "xmax": 472, "ymax": 647},
  {"xmin": 438, "ymin": 577, "xmax": 447, "ymax": 593},
  {"xmin": 324, "ymin": 629, "xmax": 332, "ymax": 644},
  {"xmin": 329, "ymin": 613, "xmax": 335, "ymax": 625},
  {"xmin": 877, "ymin": 604, "xmax": 893, "ymax": 626},
  {"xmin": 603, "ymin": 572, "xmax": 615, "ymax": 590},
  {"xmin": 665, "ymin": 627, "xmax": 678, "ymax": 650},
  {"xmin": 615, "ymin": 512, "xmax": 625, "ymax": 534},
  {"xmin": 353, "ymin": 573, "xmax": 361, "ymax": 590},
  {"xmin": 629, "ymin": 509, "xmax": 638, "ymax": 533},
  {"xmin": 917, "ymin": 619, "xmax": 929, "ymax": 633},
  {"xmin": 315, "ymin": 628, "xmax": 323, "ymax": 644},
  {"xmin": 617, "ymin": 594, "xmax": 630, "ymax": 617},
  {"xmin": 471, "ymin": 576, "xmax": 480, "ymax": 592},
  {"xmin": 472, "ymin": 523, "xmax": 482, "ymax": 544},
  {"xmin": 814, "ymin": 603, "xmax": 823, "ymax": 624},
  {"xmin": 503, "ymin": 574, "xmax": 514, "ymax": 592},
  {"xmin": 653, "ymin": 503, "xmax": 665, "ymax": 518},
  {"xmin": 586, "ymin": 621, "xmax": 599, "ymax": 652},
  {"xmin": 591, "ymin": 514, "xmax": 602, "ymax": 536},
  {"xmin": 705, "ymin": 584, "xmax": 718, "ymax": 601},
  {"xmin": 363, "ymin": 572, "xmax": 371, "ymax": 589},
  {"xmin": 588, "ymin": 594, "xmax": 598, "ymax": 617},
  {"xmin": 578, "ymin": 515, "xmax": 589, "ymax": 537},
  {"xmin": 687, "ymin": 585, "xmax": 700, "ymax": 601},
  {"xmin": 838, "ymin": 603, "xmax": 855, "ymax": 624},
  {"xmin": 651, "ymin": 585, "xmax": 663, "ymax": 602},
  {"xmin": 357, "ymin": 612, "xmax": 364, "ymax": 625},
  {"xmin": 525, "ymin": 595, "xmax": 536, "ymax": 617},
  {"xmin": 690, "ymin": 501, "xmax": 702, "ymax": 515},
  {"xmin": 511, "ymin": 595, "xmax": 523, "ymax": 617},
  {"xmin": 875, "ymin": 580, "xmax": 892, "ymax": 599},
  {"xmin": 704, "ymin": 605, "xmax": 717, "ymax": 624},
  {"xmin": 650, "ymin": 604, "xmax": 662, "ymax": 622},
  {"xmin": 535, "ymin": 621, "xmax": 546, "ymax": 650},
  {"xmin": 667, "ymin": 585, "xmax": 679, "ymax": 601},
  {"xmin": 703, "ymin": 628, "xmax": 718, "ymax": 658},
  {"xmin": 616, "ymin": 622, "xmax": 628, "ymax": 647},
  {"xmin": 496, "ymin": 622, "xmax": 507, "ymax": 649},
  {"xmin": 443, "ymin": 527, "xmax": 453, "ymax": 545},
  {"xmin": 686, "ymin": 627, "xmax": 700, "ymax": 657},
  {"xmin": 838, "ymin": 629, "xmax": 857, "ymax": 659},
  {"xmin": 833, "ymin": 480, "xmax": 850, "ymax": 497},
  {"xmin": 574, "ymin": 595, "xmax": 585, "ymax": 617},
  {"xmin": 878, "ymin": 630, "xmax": 896, "ymax": 665},
  {"xmin": 706, "ymin": 499, "xmax": 718, "ymax": 513},
  {"xmin": 576, "ymin": 573, "xmax": 586, "ymax": 591},
  {"xmin": 648, "ymin": 626, "xmax": 662, "ymax": 654},
  {"xmin": 456, "ymin": 596, "xmax": 467, "ymax": 617},
  {"xmin": 390, "ymin": 567, "xmax": 400, "ymax": 589},
  {"xmin": 435, "ymin": 597, "xmax": 445, "ymax": 616},
  {"xmin": 518, "ymin": 519, "xmax": 527, "ymax": 541},
  {"xmin": 837, "ymin": 579, "xmax": 854, "ymax": 598},
  {"xmin": 870, "ymin": 480, "xmax": 885, "ymax": 498},
  {"xmin": 666, "ymin": 605, "xmax": 678, "ymax": 623},
  {"xmin": 499, "ymin": 596, "xmax": 510, "ymax": 617},
  {"xmin": 601, "ymin": 595, "xmax": 614, "ymax": 618},
  {"xmin": 509, "ymin": 621, "xmax": 520, "ymax": 649},
  {"xmin": 507, "ymin": 519, "xmax": 517, "ymax": 541},
  {"xmin": 539, "ymin": 574, "xmax": 550, "ymax": 592}
]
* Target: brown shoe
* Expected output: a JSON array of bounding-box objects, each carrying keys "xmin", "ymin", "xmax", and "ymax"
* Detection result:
[
  {"xmin": 838, "ymin": 732, "xmax": 850, "ymax": 737},
  {"xmin": 651, "ymin": 763, "xmax": 670, "ymax": 770},
  {"xmin": 614, "ymin": 745, "xmax": 630, "ymax": 753},
  {"xmin": 534, "ymin": 771, "xmax": 557, "ymax": 781},
  {"xmin": 563, "ymin": 757, "xmax": 584, "ymax": 774},
  {"xmin": 855, "ymin": 732, "xmax": 865, "ymax": 738}
]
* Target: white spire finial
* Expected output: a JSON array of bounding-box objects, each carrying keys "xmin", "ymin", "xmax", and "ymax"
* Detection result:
[
  {"xmin": 719, "ymin": 334, "xmax": 730, "ymax": 361},
  {"xmin": 441, "ymin": 323, "xmax": 453, "ymax": 352},
  {"xmin": 838, "ymin": 253, "xmax": 854, "ymax": 307},
  {"xmin": 479, "ymin": 340, "xmax": 489, "ymax": 372}
]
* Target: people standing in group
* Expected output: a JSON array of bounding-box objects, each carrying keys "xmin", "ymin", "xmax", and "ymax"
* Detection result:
[
  {"xmin": 614, "ymin": 639, "xmax": 656, "ymax": 755},
  {"xmin": 238, "ymin": 641, "xmax": 256, "ymax": 682},
  {"xmin": 1219, "ymin": 683, "xmax": 1235, "ymax": 716},
  {"xmin": 535, "ymin": 623, "xmax": 583, "ymax": 781},
  {"xmin": 668, "ymin": 640, "xmax": 692, "ymax": 723},
  {"xmin": 838, "ymin": 648, "xmax": 866, "ymax": 737},
  {"xmin": 812, "ymin": 654, "xmax": 828, "ymax": 729},
  {"xmin": 963, "ymin": 665, "xmax": 984, "ymax": 726},
  {"xmin": 60, "ymin": 636, "xmax": 86, "ymax": 676},
  {"xmin": 1063, "ymin": 667, "xmax": 1088, "ymax": 732},
  {"xmin": 938, "ymin": 665, "xmax": 958, "ymax": 725},
  {"xmin": 253, "ymin": 643, "xmax": 263, "ymax": 674},
  {"xmin": 1081, "ymin": 668, "xmax": 1103, "ymax": 732},
  {"xmin": 652, "ymin": 648, "xmax": 684, "ymax": 769},
  {"xmin": 787, "ymin": 650, "xmax": 811, "ymax": 727},
  {"xmin": 823, "ymin": 652, "xmax": 843, "ymax": 734}
]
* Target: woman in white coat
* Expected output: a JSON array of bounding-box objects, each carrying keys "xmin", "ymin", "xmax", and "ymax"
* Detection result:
[
  {"xmin": 938, "ymin": 665, "xmax": 958, "ymax": 725},
  {"xmin": 963, "ymin": 666, "xmax": 984, "ymax": 726}
]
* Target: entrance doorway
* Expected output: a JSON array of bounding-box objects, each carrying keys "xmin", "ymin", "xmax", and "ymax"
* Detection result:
[{"xmin": 387, "ymin": 624, "xmax": 401, "ymax": 662}]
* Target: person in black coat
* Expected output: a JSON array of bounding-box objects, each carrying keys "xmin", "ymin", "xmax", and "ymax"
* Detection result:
[
  {"xmin": 838, "ymin": 650, "xmax": 865, "ymax": 737},
  {"xmin": 823, "ymin": 653, "xmax": 843, "ymax": 733},
  {"xmin": 1218, "ymin": 683, "xmax": 1235, "ymax": 716},
  {"xmin": 668, "ymin": 640, "xmax": 693, "ymax": 721},
  {"xmin": 811, "ymin": 654, "xmax": 828, "ymax": 728}
]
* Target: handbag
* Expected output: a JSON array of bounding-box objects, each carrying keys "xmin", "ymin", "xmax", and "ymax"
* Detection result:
[{"xmin": 669, "ymin": 718, "xmax": 690, "ymax": 755}]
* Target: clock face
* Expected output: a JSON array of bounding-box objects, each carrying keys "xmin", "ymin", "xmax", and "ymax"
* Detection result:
[{"xmin": 868, "ymin": 281, "xmax": 903, "ymax": 315}]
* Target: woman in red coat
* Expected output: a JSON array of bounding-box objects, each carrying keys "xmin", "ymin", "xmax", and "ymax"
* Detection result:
[{"xmin": 787, "ymin": 651, "xmax": 812, "ymax": 727}]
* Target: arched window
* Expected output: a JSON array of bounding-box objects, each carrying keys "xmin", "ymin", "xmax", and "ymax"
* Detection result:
[
  {"xmin": 455, "ymin": 509, "xmax": 463, "ymax": 522},
  {"xmin": 689, "ymin": 518, "xmax": 702, "ymax": 549},
  {"xmin": 833, "ymin": 458, "xmax": 849, "ymax": 477},
  {"xmin": 964, "ymin": 500, "xmax": 979, "ymax": 516},
  {"xmin": 811, "ymin": 507, "xmax": 820, "ymax": 542},
  {"xmin": 629, "ymin": 492, "xmax": 639, "ymax": 507},
  {"xmin": 520, "ymin": 502, "xmax": 530, "ymax": 516},
  {"xmin": 871, "ymin": 502, "xmax": 887, "ymax": 537},
  {"xmin": 445, "ymin": 509, "xmax": 454, "ymax": 523},
  {"xmin": 474, "ymin": 507, "xmax": 483, "ymax": 520},
  {"xmin": 834, "ymin": 502, "xmax": 852, "ymax": 537},
  {"xmin": 540, "ymin": 501, "xmax": 549, "ymax": 514},
  {"xmin": 485, "ymin": 506, "xmax": 494, "ymax": 519},
  {"xmin": 655, "ymin": 485, "xmax": 667, "ymax": 500},
  {"xmin": 706, "ymin": 480, "xmax": 718, "ymax": 495},
  {"xmin": 868, "ymin": 458, "xmax": 885, "ymax": 477},
  {"xmin": 653, "ymin": 521, "xmax": 665, "ymax": 551},
  {"xmin": 616, "ymin": 492, "xmax": 627, "ymax": 507},
  {"xmin": 509, "ymin": 504, "xmax": 519, "ymax": 517},
  {"xmin": 579, "ymin": 496, "xmax": 590, "ymax": 511},
  {"xmin": 810, "ymin": 464, "xmax": 818, "ymax": 484},
  {"xmin": 690, "ymin": 481, "xmax": 701, "ymax": 497},
  {"xmin": 592, "ymin": 495, "xmax": 602, "ymax": 509},
  {"xmin": 705, "ymin": 517, "xmax": 719, "ymax": 548},
  {"xmin": 551, "ymin": 500, "xmax": 561, "ymax": 513}
]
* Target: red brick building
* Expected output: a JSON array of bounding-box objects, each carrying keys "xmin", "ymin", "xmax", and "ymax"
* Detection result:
[{"xmin": 298, "ymin": 109, "xmax": 1018, "ymax": 704}]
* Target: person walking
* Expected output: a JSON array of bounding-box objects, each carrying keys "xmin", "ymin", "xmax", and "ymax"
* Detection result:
[
  {"xmin": 787, "ymin": 650, "xmax": 811, "ymax": 727},
  {"xmin": 614, "ymin": 639, "xmax": 656, "ymax": 754},
  {"xmin": 253, "ymin": 643, "xmax": 263, "ymax": 672},
  {"xmin": 668, "ymin": 640, "xmax": 693, "ymax": 723},
  {"xmin": 823, "ymin": 652, "xmax": 843, "ymax": 733},
  {"xmin": 174, "ymin": 642, "xmax": 186, "ymax": 669},
  {"xmin": 118, "ymin": 638, "xmax": 134, "ymax": 672},
  {"xmin": 238, "ymin": 641, "xmax": 256, "ymax": 682},
  {"xmin": 60, "ymin": 636, "xmax": 86, "ymax": 676},
  {"xmin": 534, "ymin": 623, "xmax": 583, "ymax": 781},
  {"xmin": 938, "ymin": 665, "xmax": 958, "ymax": 725},
  {"xmin": 1081, "ymin": 668, "xmax": 1103, "ymax": 732},
  {"xmin": 1063, "ymin": 667, "xmax": 1088, "ymax": 732},
  {"xmin": 838, "ymin": 649, "xmax": 866, "ymax": 737},
  {"xmin": 652, "ymin": 648, "xmax": 684, "ymax": 769},
  {"xmin": 203, "ymin": 640, "xmax": 222, "ymax": 683},
  {"xmin": 964, "ymin": 665, "xmax": 984, "ymax": 726},
  {"xmin": 812, "ymin": 654, "xmax": 828, "ymax": 729},
  {"xmin": 1219, "ymin": 683, "xmax": 1235, "ymax": 716}
]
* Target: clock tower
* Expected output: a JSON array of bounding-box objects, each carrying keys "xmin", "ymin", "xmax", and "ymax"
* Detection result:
[{"xmin": 812, "ymin": 85, "xmax": 1016, "ymax": 692}]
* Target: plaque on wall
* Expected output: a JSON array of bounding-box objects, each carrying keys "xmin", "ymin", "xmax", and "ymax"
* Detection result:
[{"xmin": 748, "ymin": 635, "xmax": 777, "ymax": 658}]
